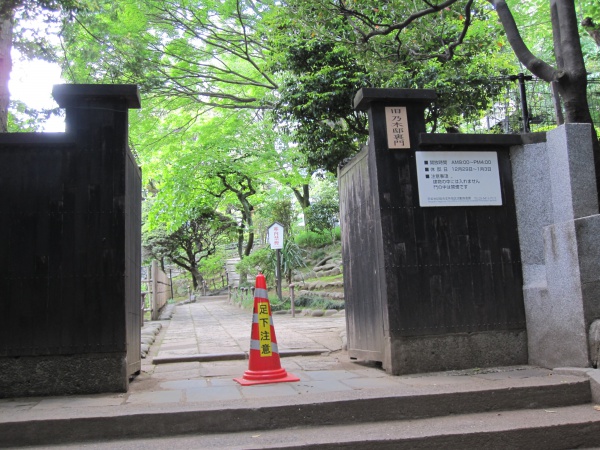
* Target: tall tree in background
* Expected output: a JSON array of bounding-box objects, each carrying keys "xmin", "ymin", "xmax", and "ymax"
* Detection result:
[
  {"xmin": 61, "ymin": 0, "xmax": 277, "ymax": 112},
  {"xmin": 144, "ymin": 208, "xmax": 236, "ymax": 289},
  {"xmin": 0, "ymin": 0, "xmax": 80, "ymax": 131},
  {"xmin": 303, "ymin": 0, "xmax": 596, "ymax": 132},
  {"xmin": 269, "ymin": 0, "xmax": 514, "ymax": 171}
]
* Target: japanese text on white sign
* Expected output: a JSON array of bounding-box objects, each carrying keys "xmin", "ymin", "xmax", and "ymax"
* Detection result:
[
  {"xmin": 268, "ymin": 222, "xmax": 284, "ymax": 249},
  {"xmin": 385, "ymin": 106, "xmax": 410, "ymax": 149},
  {"xmin": 415, "ymin": 151, "xmax": 502, "ymax": 207}
]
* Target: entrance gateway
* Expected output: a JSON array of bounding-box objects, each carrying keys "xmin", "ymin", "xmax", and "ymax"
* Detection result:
[{"xmin": 339, "ymin": 89, "xmax": 527, "ymax": 375}]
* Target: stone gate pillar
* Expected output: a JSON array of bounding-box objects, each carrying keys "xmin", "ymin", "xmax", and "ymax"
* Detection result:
[{"xmin": 511, "ymin": 124, "xmax": 600, "ymax": 368}]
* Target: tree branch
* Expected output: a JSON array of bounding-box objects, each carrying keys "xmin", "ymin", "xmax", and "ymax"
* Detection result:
[
  {"xmin": 339, "ymin": 0, "xmax": 463, "ymax": 42},
  {"xmin": 487, "ymin": 0, "xmax": 558, "ymax": 82}
]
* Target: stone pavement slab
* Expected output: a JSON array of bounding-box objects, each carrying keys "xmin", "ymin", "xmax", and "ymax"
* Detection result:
[{"xmin": 0, "ymin": 294, "xmax": 595, "ymax": 443}]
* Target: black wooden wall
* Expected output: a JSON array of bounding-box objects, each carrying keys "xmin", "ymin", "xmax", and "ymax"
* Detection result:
[
  {"xmin": 0, "ymin": 85, "xmax": 141, "ymax": 378},
  {"xmin": 339, "ymin": 146, "xmax": 387, "ymax": 362},
  {"xmin": 340, "ymin": 88, "xmax": 526, "ymax": 363},
  {"xmin": 382, "ymin": 145, "xmax": 524, "ymax": 337}
]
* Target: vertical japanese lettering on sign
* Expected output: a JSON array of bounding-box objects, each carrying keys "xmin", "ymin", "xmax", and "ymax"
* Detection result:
[
  {"xmin": 385, "ymin": 106, "xmax": 410, "ymax": 149},
  {"xmin": 257, "ymin": 302, "xmax": 272, "ymax": 357}
]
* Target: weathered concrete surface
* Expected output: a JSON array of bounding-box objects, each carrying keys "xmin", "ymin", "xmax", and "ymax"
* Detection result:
[
  {"xmin": 27, "ymin": 405, "xmax": 600, "ymax": 449},
  {"xmin": 385, "ymin": 330, "xmax": 528, "ymax": 375},
  {"xmin": 0, "ymin": 367, "xmax": 591, "ymax": 447},
  {"xmin": 0, "ymin": 353, "xmax": 128, "ymax": 398},
  {"xmin": 1, "ymin": 295, "xmax": 597, "ymax": 448}
]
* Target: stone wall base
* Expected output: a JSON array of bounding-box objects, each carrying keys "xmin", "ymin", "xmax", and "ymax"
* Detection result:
[
  {"xmin": 0, "ymin": 353, "xmax": 128, "ymax": 398},
  {"xmin": 384, "ymin": 330, "xmax": 528, "ymax": 375}
]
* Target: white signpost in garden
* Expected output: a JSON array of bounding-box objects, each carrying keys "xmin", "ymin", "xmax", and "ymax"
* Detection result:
[{"xmin": 268, "ymin": 222, "xmax": 284, "ymax": 301}]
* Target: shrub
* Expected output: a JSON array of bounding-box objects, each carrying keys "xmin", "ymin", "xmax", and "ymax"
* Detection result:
[{"xmin": 295, "ymin": 230, "xmax": 331, "ymax": 248}]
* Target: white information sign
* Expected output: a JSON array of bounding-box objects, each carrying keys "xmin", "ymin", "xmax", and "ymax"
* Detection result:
[
  {"xmin": 267, "ymin": 222, "xmax": 284, "ymax": 249},
  {"xmin": 416, "ymin": 151, "xmax": 502, "ymax": 207}
]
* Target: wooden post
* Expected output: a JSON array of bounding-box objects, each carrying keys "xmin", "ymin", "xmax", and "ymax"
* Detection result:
[
  {"xmin": 289, "ymin": 284, "xmax": 296, "ymax": 318},
  {"xmin": 151, "ymin": 260, "xmax": 159, "ymax": 321},
  {"xmin": 276, "ymin": 248, "xmax": 283, "ymax": 303}
]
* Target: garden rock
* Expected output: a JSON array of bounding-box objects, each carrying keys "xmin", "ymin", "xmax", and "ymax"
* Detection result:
[
  {"xmin": 314, "ymin": 255, "xmax": 333, "ymax": 267},
  {"xmin": 140, "ymin": 321, "xmax": 163, "ymax": 358},
  {"xmin": 314, "ymin": 263, "xmax": 336, "ymax": 273},
  {"xmin": 318, "ymin": 267, "xmax": 341, "ymax": 277}
]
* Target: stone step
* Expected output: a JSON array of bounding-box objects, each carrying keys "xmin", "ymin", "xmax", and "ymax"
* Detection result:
[
  {"xmin": 0, "ymin": 375, "xmax": 591, "ymax": 447},
  {"xmin": 48, "ymin": 404, "xmax": 600, "ymax": 449}
]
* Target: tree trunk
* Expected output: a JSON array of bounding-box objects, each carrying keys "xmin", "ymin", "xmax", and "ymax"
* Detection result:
[
  {"xmin": 550, "ymin": 0, "xmax": 592, "ymax": 124},
  {"xmin": 243, "ymin": 213, "xmax": 254, "ymax": 257},
  {"xmin": 550, "ymin": 0, "xmax": 600, "ymax": 196},
  {"xmin": 491, "ymin": 0, "xmax": 600, "ymax": 193},
  {"xmin": 0, "ymin": 13, "xmax": 13, "ymax": 133},
  {"xmin": 582, "ymin": 18, "xmax": 600, "ymax": 47},
  {"xmin": 190, "ymin": 266, "xmax": 203, "ymax": 290},
  {"xmin": 292, "ymin": 184, "xmax": 310, "ymax": 225},
  {"xmin": 237, "ymin": 224, "xmax": 244, "ymax": 259}
]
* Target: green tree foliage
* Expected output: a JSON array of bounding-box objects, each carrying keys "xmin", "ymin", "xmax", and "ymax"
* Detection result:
[
  {"xmin": 305, "ymin": 200, "xmax": 339, "ymax": 239},
  {"xmin": 144, "ymin": 207, "xmax": 236, "ymax": 289},
  {"xmin": 267, "ymin": 0, "xmax": 515, "ymax": 171},
  {"xmin": 304, "ymin": 175, "xmax": 340, "ymax": 241},
  {"xmin": 138, "ymin": 106, "xmax": 279, "ymax": 259},
  {"xmin": 271, "ymin": 37, "xmax": 370, "ymax": 172},
  {"xmin": 61, "ymin": 0, "xmax": 276, "ymax": 112}
]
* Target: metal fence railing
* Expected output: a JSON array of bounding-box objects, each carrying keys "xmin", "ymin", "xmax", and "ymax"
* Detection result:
[{"xmin": 433, "ymin": 75, "xmax": 600, "ymax": 134}]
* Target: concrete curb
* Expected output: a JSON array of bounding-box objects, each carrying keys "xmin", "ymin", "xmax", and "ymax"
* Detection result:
[
  {"xmin": 152, "ymin": 349, "xmax": 331, "ymax": 364},
  {"xmin": 0, "ymin": 379, "xmax": 590, "ymax": 448}
]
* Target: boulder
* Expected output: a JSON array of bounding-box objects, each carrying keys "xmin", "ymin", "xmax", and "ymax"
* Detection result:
[{"xmin": 314, "ymin": 263, "xmax": 336, "ymax": 273}]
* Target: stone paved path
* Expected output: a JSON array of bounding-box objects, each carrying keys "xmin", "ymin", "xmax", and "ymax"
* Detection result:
[{"xmin": 154, "ymin": 295, "xmax": 346, "ymax": 360}]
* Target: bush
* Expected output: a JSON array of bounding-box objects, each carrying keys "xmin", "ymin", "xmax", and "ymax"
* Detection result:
[
  {"xmin": 295, "ymin": 230, "xmax": 332, "ymax": 248},
  {"xmin": 287, "ymin": 294, "xmax": 345, "ymax": 311},
  {"xmin": 305, "ymin": 199, "xmax": 338, "ymax": 232},
  {"xmin": 295, "ymin": 227, "xmax": 341, "ymax": 248}
]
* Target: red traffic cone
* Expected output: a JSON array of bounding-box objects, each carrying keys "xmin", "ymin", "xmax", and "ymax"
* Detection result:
[{"xmin": 234, "ymin": 273, "xmax": 300, "ymax": 386}]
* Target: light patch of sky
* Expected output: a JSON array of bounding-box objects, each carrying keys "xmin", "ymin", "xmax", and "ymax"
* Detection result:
[
  {"xmin": 9, "ymin": 8, "xmax": 66, "ymax": 132},
  {"xmin": 9, "ymin": 49, "xmax": 66, "ymax": 132}
]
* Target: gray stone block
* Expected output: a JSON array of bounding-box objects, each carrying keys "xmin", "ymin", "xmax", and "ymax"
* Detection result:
[
  {"xmin": 384, "ymin": 330, "xmax": 527, "ymax": 375},
  {"xmin": 547, "ymin": 124, "xmax": 598, "ymax": 222},
  {"xmin": 543, "ymin": 221, "xmax": 589, "ymax": 367},
  {"xmin": 574, "ymin": 215, "xmax": 600, "ymax": 284},
  {"xmin": 523, "ymin": 285, "xmax": 554, "ymax": 367},
  {"xmin": 510, "ymin": 142, "xmax": 553, "ymax": 268},
  {"xmin": 0, "ymin": 353, "xmax": 128, "ymax": 398},
  {"xmin": 587, "ymin": 368, "xmax": 600, "ymax": 403}
]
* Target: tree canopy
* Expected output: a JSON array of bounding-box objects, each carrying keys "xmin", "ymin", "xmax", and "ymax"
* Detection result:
[{"xmin": 9, "ymin": 0, "xmax": 600, "ymax": 285}]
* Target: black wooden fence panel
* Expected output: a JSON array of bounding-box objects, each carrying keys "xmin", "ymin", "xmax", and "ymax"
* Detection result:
[
  {"xmin": 381, "ymin": 148, "xmax": 524, "ymax": 336},
  {"xmin": 339, "ymin": 146, "xmax": 386, "ymax": 361},
  {"xmin": 0, "ymin": 86, "xmax": 142, "ymax": 381},
  {"xmin": 125, "ymin": 148, "xmax": 142, "ymax": 376}
]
